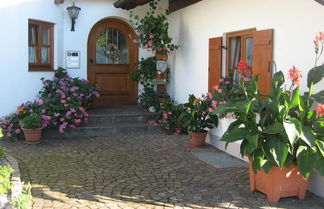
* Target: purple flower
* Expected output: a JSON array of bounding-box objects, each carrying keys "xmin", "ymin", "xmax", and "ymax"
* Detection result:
[
  {"xmin": 38, "ymin": 99, "xmax": 44, "ymax": 105},
  {"xmin": 42, "ymin": 115, "xmax": 51, "ymax": 121},
  {"xmin": 54, "ymin": 113, "xmax": 60, "ymax": 117}
]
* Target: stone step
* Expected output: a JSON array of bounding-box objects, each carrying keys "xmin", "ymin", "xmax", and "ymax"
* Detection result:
[
  {"xmin": 43, "ymin": 122, "xmax": 160, "ymax": 139},
  {"xmin": 87, "ymin": 114, "xmax": 156, "ymax": 124}
]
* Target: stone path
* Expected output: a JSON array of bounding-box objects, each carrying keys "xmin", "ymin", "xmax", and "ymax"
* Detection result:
[{"xmin": 1, "ymin": 135, "xmax": 324, "ymax": 209}]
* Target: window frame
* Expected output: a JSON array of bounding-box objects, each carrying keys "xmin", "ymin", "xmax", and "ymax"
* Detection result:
[
  {"xmin": 28, "ymin": 19, "xmax": 54, "ymax": 72},
  {"xmin": 225, "ymin": 29, "xmax": 256, "ymax": 78}
]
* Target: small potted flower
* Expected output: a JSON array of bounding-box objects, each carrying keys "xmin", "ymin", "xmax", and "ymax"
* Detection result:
[
  {"xmin": 21, "ymin": 113, "xmax": 43, "ymax": 144},
  {"xmin": 180, "ymin": 95, "xmax": 218, "ymax": 147}
]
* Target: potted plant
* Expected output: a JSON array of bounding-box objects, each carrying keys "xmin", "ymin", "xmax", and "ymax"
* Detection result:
[
  {"xmin": 129, "ymin": 0, "xmax": 179, "ymax": 58},
  {"xmin": 21, "ymin": 114, "xmax": 43, "ymax": 144},
  {"xmin": 215, "ymin": 58, "xmax": 324, "ymax": 202},
  {"xmin": 179, "ymin": 95, "xmax": 218, "ymax": 147}
]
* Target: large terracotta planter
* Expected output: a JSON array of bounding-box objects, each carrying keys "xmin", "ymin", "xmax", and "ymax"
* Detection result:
[
  {"xmin": 189, "ymin": 132, "xmax": 207, "ymax": 148},
  {"xmin": 249, "ymin": 161, "xmax": 308, "ymax": 202},
  {"xmin": 22, "ymin": 128, "xmax": 43, "ymax": 144}
]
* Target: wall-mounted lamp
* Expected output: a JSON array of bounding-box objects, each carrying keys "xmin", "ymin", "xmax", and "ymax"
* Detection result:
[{"xmin": 67, "ymin": 2, "xmax": 81, "ymax": 31}]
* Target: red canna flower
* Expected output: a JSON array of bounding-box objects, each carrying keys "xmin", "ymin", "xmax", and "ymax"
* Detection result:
[
  {"xmin": 315, "ymin": 104, "xmax": 324, "ymax": 117},
  {"xmin": 237, "ymin": 60, "xmax": 250, "ymax": 74},
  {"xmin": 288, "ymin": 66, "xmax": 302, "ymax": 86}
]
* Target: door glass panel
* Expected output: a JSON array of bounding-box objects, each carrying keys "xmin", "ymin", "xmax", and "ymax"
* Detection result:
[
  {"xmin": 229, "ymin": 36, "xmax": 241, "ymax": 83},
  {"xmin": 42, "ymin": 28, "xmax": 50, "ymax": 45},
  {"xmin": 245, "ymin": 37, "xmax": 253, "ymax": 66},
  {"xmin": 96, "ymin": 28, "xmax": 129, "ymax": 64}
]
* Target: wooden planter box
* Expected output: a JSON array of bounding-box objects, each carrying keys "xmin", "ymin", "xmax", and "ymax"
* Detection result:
[{"xmin": 249, "ymin": 162, "xmax": 308, "ymax": 202}]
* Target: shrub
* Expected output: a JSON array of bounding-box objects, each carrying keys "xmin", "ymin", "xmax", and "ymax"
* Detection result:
[
  {"xmin": 38, "ymin": 68, "xmax": 99, "ymax": 133},
  {"xmin": 0, "ymin": 114, "xmax": 23, "ymax": 141},
  {"xmin": 152, "ymin": 101, "xmax": 187, "ymax": 135},
  {"xmin": 0, "ymin": 68, "xmax": 100, "ymax": 139}
]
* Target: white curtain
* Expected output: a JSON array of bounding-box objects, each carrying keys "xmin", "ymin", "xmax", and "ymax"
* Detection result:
[
  {"xmin": 41, "ymin": 47, "xmax": 49, "ymax": 64},
  {"xmin": 28, "ymin": 26, "xmax": 37, "ymax": 63}
]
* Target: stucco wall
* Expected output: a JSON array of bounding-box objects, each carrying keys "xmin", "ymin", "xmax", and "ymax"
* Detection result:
[
  {"xmin": 167, "ymin": 0, "xmax": 324, "ymax": 198},
  {"xmin": 0, "ymin": 0, "xmax": 167, "ymax": 117},
  {"xmin": 61, "ymin": 0, "xmax": 165, "ymax": 79},
  {"xmin": 167, "ymin": 0, "xmax": 324, "ymax": 103},
  {"xmin": 0, "ymin": 0, "xmax": 64, "ymax": 117}
]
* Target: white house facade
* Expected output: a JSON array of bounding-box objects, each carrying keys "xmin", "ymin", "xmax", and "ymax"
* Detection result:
[{"xmin": 0, "ymin": 0, "xmax": 323, "ymax": 198}]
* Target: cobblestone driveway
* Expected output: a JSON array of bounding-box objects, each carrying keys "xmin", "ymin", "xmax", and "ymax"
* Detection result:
[{"xmin": 1, "ymin": 135, "xmax": 324, "ymax": 209}]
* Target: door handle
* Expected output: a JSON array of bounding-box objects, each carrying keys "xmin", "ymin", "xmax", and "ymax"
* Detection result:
[{"xmin": 89, "ymin": 58, "xmax": 94, "ymax": 69}]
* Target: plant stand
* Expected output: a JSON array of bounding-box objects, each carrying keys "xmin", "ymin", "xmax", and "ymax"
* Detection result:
[{"xmin": 249, "ymin": 162, "xmax": 308, "ymax": 202}]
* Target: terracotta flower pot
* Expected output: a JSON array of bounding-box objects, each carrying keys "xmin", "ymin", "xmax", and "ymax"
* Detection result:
[
  {"xmin": 22, "ymin": 128, "xmax": 43, "ymax": 144},
  {"xmin": 189, "ymin": 131, "xmax": 207, "ymax": 148},
  {"xmin": 249, "ymin": 161, "xmax": 308, "ymax": 202}
]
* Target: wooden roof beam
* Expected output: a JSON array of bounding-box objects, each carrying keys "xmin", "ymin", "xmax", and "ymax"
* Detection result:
[{"xmin": 55, "ymin": 0, "xmax": 64, "ymax": 4}]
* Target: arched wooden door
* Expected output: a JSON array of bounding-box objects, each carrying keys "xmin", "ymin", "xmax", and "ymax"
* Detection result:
[{"xmin": 88, "ymin": 18, "xmax": 138, "ymax": 106}]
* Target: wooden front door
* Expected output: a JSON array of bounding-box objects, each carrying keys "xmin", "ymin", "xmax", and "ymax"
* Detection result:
[{"xmin": 88, "ymin": 18, "xmax": 138, "ymax": 106}]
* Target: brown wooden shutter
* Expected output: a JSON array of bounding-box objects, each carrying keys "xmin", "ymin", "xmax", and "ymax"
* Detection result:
[
  {"xmin": 208, "ymin": 37, "xmax": 222, "ymax": 92},
  {"xmin": 252, "ymin": 29, "xmax": 274, "ymax": 95}
]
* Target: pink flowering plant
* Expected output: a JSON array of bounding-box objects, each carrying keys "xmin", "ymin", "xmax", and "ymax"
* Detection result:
[
  {"xmin": 152, "ymin": 102, "xmax": 187, "ymax": 135},
  {"xmin": 38, "ymin": 68, "xmax": 99, "ymax": 133},
  {"xmin": 207, "ymin": 63, "xmax": 255, "ymax": 119},
  {"xmin": 0, "ymin": 68, "xmax": 100, "ymax": 140},
  {"xmin": 179, "ymin": 95, "xmax": 218, "ymax": 133},
  {"xmin": 214, "ymin": 33, "xmax": 324, "ymax": 178},
  {"xmin": 129, "ymin": 0, "xmax": 179, "ymax": 56}
]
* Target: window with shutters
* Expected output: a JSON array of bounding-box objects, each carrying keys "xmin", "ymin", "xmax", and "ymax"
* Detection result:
[
  {"xmin": 208, "ymin": 28, "xmax": 273, "ymax": 95},
  {"xmin": 28, "ymin": 20, "xmax": 54, "ymax": 71}
]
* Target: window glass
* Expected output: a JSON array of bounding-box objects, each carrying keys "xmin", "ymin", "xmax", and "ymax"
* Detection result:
[
  {"xmin": 41, "ymin": 47, "xmax": 49, "ymax": 64},
  {"xmin": 42, "ymin": 28, "xmax": 50, "ymax": 45},
  {"xmin": 229, "ymin": 36, "xmax": 241, "ymax": 82},
  {"xmin": 245, "ymin": 37, "xmax": 253, "ymax": 66},
  {"xmin": 96, "ymin": 28, "xmax": 128, "ymax": 64}
]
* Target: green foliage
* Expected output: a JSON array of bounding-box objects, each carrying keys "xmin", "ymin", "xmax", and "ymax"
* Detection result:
[
  {"xmin": 13, "ymin": 183, "xmax": 32, "ymax": 209},
  {"xmin": 140, "ymin": 86, "xmax": 160, "ymax": 110},
  {"xmin": 21, "ymin": 114, "xmax": 43, "ymax": 130},
  {"xmin": 0, "ymin": 165, "xmax": 14, "ymax": 194},
  {"xmin": 307, "ymin": 64, "xmax": 324, "ymax": 88},
  {"xmin": 217, "ymin": 71, "xmax": 324, "ymax": 179},
  {"xmin": 0, "ymin": 147, "xmax": 5, "ymax": 159},
  {"xmin": 0, "ymin": 129, "xmax": 3, "ymax": 139},
  {"xmin": 154, "ymin": 101, "xmax": 187, "ymax": 135},
  {"xmin": 130, "ymin": 57, "xmax": 160, "ymax": 110},
  {"xmin": 130, "ymin": 57, "xmax": 157, "ymax": 85},
  {"xmin": 180, "ymin": 95, "xmax": 218, "ymax": 133},
  {"xmin": 129, "ymin": 0, "xmax": 179, "ymax": 54}
]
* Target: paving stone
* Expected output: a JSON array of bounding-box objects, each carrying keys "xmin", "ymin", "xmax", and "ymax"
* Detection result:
[{"xmin": 1, "ymin": 134, "xmax": 324, "ymax": 209}]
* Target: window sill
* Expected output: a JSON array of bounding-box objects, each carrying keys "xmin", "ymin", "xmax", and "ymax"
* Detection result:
[{"xmin": 28, "ymin": 66, "xmax": 54, "ymax": 72}]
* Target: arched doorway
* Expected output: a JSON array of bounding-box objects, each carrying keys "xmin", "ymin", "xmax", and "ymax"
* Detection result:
[{"xmin": 88, "ymin": 18, "xmax": 138, "ymax": 106}]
